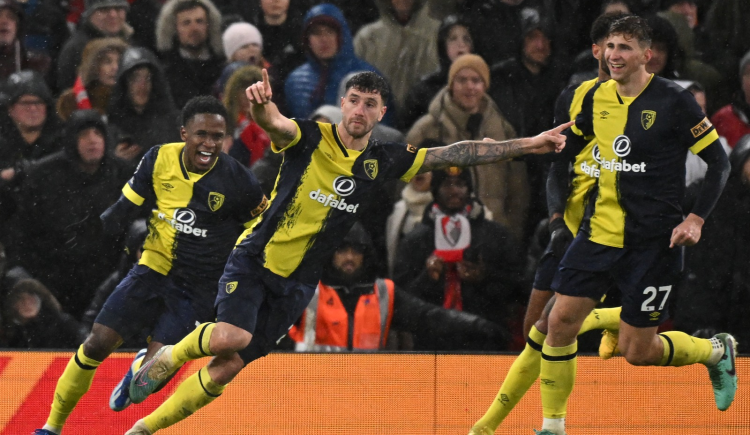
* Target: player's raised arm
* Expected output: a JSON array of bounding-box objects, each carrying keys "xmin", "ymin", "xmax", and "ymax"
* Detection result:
[
  {"xmin": 418, "ymin": 121, "xmax": 574, "ymax": 173},
  {"xmin": 246, "ymin": 68, "xmax": 299, "ymax": 149}
]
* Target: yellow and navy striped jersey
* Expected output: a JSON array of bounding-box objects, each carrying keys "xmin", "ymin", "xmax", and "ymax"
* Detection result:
[
  {"xmin": 237, "ymin": 120, "xmax": 426, "ymax": 283},
  {"xmin": 570, "ymin": 75, "xmax": 720, "ymax": 248},
  {"xmin": 553, "ymin": 78, "xmax": 603, "ymax": 235},
  {"xmin": 123, "ymin": 143, "xmax": 266, "ymax": 288}
]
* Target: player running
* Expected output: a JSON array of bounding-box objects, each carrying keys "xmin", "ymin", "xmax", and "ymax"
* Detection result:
[
  {"xmin": 33, "ymin": 96, "xmax": 267, "ymax": 435},
  {"xmin": 120, "ymin": 69, "xmax": 573, "ymax": 434}
]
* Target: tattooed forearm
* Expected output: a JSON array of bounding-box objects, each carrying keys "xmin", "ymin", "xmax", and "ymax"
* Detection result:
[{"xmin": 418, "ymin": 139, "xmax": 526, "ymax": 173}]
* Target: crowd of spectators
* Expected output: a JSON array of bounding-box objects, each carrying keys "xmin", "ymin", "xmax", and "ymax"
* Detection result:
[{"xmin": 0, "ymin": 0, "xmax": 749, "ymax": 352}]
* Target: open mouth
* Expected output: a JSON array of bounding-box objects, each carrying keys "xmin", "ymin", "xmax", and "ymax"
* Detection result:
[{"xmin": 197, "ymin": 151, "xmax": 213, "ymax": 165}]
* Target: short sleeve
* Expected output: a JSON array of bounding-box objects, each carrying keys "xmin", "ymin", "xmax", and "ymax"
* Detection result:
[
  {"xmin": 122, "ymin": 145, "xmax": 159, "ymax": 206},
  {"xmin": 232, "ymin": 165, "xmax": 269, "ymax": 226},
  {"xmin": 380, "ymin": 142, "xmax": 427, "ymax": 182},
  {"xmin": 270, "ymin": 119, "xmax": 303, "ymax": 153},
  {"xmin": 675, "ymin": 90, "xmax": 720, "ymax": 154}
]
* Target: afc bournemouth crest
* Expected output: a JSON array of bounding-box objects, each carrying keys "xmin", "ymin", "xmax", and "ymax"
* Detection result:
[
  {"xmin": 641, "ymin": 110, "xmax": 656, "ymax": 130},
  {"xmin": 208, "ymin": 192, "xmax": 225, "ymax": 211},
  {"xmin": 364, "ymin": 159, "xmax": 378, "ymax": 180},
  {"xmin": 225, "ymin": 281, "xmax": 238, "ymax": 294}
]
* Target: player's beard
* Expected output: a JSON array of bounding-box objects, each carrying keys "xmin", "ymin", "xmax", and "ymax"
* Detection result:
[{"xmin": 343, "ymin": 119, "xmax": 373, "ymax": 139}]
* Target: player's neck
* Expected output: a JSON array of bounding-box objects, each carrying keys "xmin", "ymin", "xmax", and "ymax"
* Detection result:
[
  {"xmin": 615, "ymin": 70, "xmax": 652, "ymax": 97},
  {"xmin": 336, "ymin": 123, "xmax": 371, "ymax": 151}
]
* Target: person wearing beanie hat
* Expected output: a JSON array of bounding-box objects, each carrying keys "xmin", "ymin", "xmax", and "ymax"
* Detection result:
[
  {"xmin": 222, "ymin": 21, "xmax": 263, "ymax": 65},
  {"xmin": 407, "ymin": 52, "xmax": 529, "ymax": 241},
  {"xmin": 448, "ymin": 53, "xmax": 489, "ymax": 90},
  {"xmin": 710, "ymin": 49, "xmax": 750, "ymax": 148}
]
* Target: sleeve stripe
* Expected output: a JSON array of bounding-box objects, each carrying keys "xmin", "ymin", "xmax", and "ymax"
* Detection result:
[
  {"xmin": 271, "ymin": 119, "xmax": 302, "ymax": 153},
  {"xmin": 122, "ymin": 183, "xmax": 145, "ymax": 206},
  {"xmin": 571, "ymin": 124, "xmax": 584, "ymax": 137},
  {"xmin": 400, "ymin": 147, "xmax": 428, "ymax": 182},
  {"xmin": 689, "ymin": 129, "xmax": 720, "ymax": 155}
]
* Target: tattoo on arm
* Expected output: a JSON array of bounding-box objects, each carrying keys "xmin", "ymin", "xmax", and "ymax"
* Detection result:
[{"xmin": 418, "ymin": 139, "xmax": 525, "ymax": 173}]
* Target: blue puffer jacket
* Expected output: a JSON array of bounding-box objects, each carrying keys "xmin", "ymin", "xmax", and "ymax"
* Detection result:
[{"xmin": 284, "ymin": 4, "xmax": 393, "ymax": 124}]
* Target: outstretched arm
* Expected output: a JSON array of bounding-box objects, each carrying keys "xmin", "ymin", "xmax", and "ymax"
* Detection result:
[
  {"xmin": 417, "ymin": 121, "xmax": 574, "ymax": 173},
  {"xmin": 246, "ymin": 68, "xmax": 299, "ymax": 149}
]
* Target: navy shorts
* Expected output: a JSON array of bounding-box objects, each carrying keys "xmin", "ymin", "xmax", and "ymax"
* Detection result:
[
  {"xmin": 214, "ymin": 248, "xmax": 316, "ymax": 365},
  {"xmin": 533, "ymin": 251, "xmax": 561, "ymax": 291},
  {"xmin": 552, "ymin": 235, "xmax": 682, "ymax": 327},
  {"xmin": 95, "ymin": 264, "xmax": 216, "ymax": 344}
]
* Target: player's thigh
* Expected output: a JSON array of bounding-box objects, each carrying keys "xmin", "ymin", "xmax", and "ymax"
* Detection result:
[
  {"xmin": 236, "ymin": 277, "xmax": 316, "ymax": 365},
  {"xmin": 214, "ymin": 248, "xmax": 268, "ymax": 336},
  {"xmin": 614, "ymin": 247, "xmax": 681, "ymax": 328},
  {"xmin": 94, "ymin": 264, "xmax": 165, "ymax": 341}
]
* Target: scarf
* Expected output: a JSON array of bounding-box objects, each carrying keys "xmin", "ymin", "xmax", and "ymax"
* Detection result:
[
  {"xmin": 432, "ymin": 204, "xmax": 472, "ymax": 310},
  {"xmin": 73, "ymin": 76, "xmax": 92, "ymax": 110}
]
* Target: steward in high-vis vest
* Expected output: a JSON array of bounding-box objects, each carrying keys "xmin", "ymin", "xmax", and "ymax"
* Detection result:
[{"xmin": 289, "ymin": 223, "xmax": 509, "ymax": 351}]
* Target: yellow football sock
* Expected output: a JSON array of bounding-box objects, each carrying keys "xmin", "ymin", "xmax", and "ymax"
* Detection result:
[
  {"xmin": 540, "ymin": 341, "xmax": 577, "ymax": 419},
  {"xmin": 172, "ymin": 322, "xmax": 216, "ymax": 365},
  {"xmin": 579, "ymin": 306, "xmax": 622, "ymax": 334},
  {"xmin": 143, "ymin": 367, "xmax": 225, "ymax": 431},
  {"xmin": 658, "ymin": 331, "xmax": 713, "ymax": 366},
  {"xmin": 473, "ymin": 326, "xmax": 546, "ymax": 431},
  {"xmin": 45, "ymin": 345, "xmax": 102, "ymax": 431}
]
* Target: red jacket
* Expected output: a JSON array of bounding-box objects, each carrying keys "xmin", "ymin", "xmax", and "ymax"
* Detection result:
[{"xmin": 711, "ymin": 103, "xmax": 750, "ymax": 148}]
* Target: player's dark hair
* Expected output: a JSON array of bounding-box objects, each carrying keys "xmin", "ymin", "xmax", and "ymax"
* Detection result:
[
  {"xmin": 173, "ymin": 0, "xmax": 209, "ymax": 17},
  {"xmin": 608, "ymin": 15, "xmax": 652, "ymax": 48},
  {"xmin": 343, "ymin": 71, "xmax": 390, "ymax": 105},
  {"xmin": 590, "ymin": 11, "xmax": 631, "ymax": 44},
  {"xmin": 181, "ymin": 95, "xmax": 228, "ymax": 126}
]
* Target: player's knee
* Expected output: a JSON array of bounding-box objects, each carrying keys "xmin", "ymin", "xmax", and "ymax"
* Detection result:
[
  {"xmin": 207, "ymin": 353, "xmax": 245, "ymax": 385},
  {"xmin": 210, "ymin": 323, "xmax": 253, "ymax": 356},
  {"xmin": 82, "ymin": 330, "xmax": 121, "ymax": 361},
  {"xmin": 622, "ymin": 349, "xmax": 652, "ymax": 366}
]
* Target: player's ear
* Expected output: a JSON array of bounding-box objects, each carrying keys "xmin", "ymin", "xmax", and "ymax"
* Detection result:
[
  {"xmin": 180, "ymin": 126, "xmax": 187, "ymax": 141},
  {"xmin": 591, "ymin": 43, "xmax": 600, "ymax": 60},
  {"xmin": 643, "ymin": 47, "xmax": 653, "ymax": 64},
  {"xmin": 378, "ymin": 105, "xmax": 387, "ymax": 122}
]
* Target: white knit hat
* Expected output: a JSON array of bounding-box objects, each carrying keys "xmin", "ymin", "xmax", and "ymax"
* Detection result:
[{"xmin": 222, "ymin": 22, "xmax": 263, "ymax": 60}]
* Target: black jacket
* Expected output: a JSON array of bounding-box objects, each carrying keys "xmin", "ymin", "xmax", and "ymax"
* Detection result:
[
  {"xmin": 159, "ymin": 47, "xmax": 225, "ymax": 109},
  {"xmin": 393, "ymin": 201, "xmax": 526, "ymax": 350},
  {"xmin": 675, "ymin": 136, "xmax": 750, "ymax": 344},
  {"xmin": 14, "ymin": 113, "xmax": 130, "ymax": 318},
  {"xmin": 108, "ymin": 47, "xmax": 181, "ymax": 164}
]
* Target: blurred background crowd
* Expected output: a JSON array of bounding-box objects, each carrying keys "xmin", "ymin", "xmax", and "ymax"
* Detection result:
[{"xmin": 0, "ymin": 0, "xmax": 748, "ymax": 352}]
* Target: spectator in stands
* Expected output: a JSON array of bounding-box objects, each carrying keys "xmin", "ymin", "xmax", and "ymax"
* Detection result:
[
  {"xmin": 253, "ymin": 0, "xmax": 305, "ymax": 82},
  {"xmin": 353, "ymin": 0, "xmax": 440, "ymax": 111},
  {"xmin": 17, "ymin": 0, "xmax": 68, "ymax": 90},
  {"xmin": 407, "ymin": 54, "xmax": 529, "ymax": 240},
  {"xmin": 385, "ymin": 140, "xmax": 437, "ymax": 277},
  {"xmin": 711, "ymin": 51, "xmax": 750, "ymax": 148},
  {"xmin": 289, "ymin": 222, "xmax": 508, "ymax": 351},
  {"xmin": 702, "ymin": 0, "xmax": 750, "ymax": 90},
  {"xmin": 284, "ymin": 4, "xmax": 385, "ymax": 121},
  {"xmin": 57, "ymin": 0, "xmax": 131, "ymax": 90},
  {"xmin": 489, "ymin": 14, "xmax": 568, "ymax": 243},
  {"xmin": 14, "ymin": 110, "xmax": 129, "ymax": 319},
  {"xmin": 393, "ymin": 167, "xmax": 525, "ymax": 350},
  {"xmin": 644, "ymin": 14, "xmax": 721, "ymax": 111},
  {"xmin": 675, "ymin": 135, "xmax": 750, "ymax": 347},
  {"xmin": 223, "ymin": 65, "xmax": 271, "ymax": 167},
  {"xmin": 0, "ymin": 71, "xmax": 63, "ymax": 234},
  {"xmin": 400, "ymin": 14, "xmax": 472, "ymax": 132},
  {"xmin": 108, "ymin": 46, "xmax": 181, "ymax": 165},
  {"xmin": 56, "ymin": 37, "xmax": 128, "ymax": 121},
  {"xmin": 222, "ymin": 21, "xmax": 265, "ymax": 66},
  {"xmin": 602, "ymin": 0, "xmax": 631, "ymax": 14},
  {"xmin": 3, "ymin": 278, "xmax": 86, "ymax": 348},
  {"xmin": 156, "ymin": 0, "xmax": 225, "ymax": 108},
  {"xmin": 0, "ymin": 0, "xmax": 51, "ymax": 82}
]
